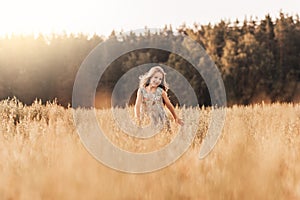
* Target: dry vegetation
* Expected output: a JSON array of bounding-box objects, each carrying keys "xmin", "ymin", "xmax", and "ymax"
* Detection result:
[{"xmin": 0, "ymin": 98, "xmax": 300, "ymax": 200}]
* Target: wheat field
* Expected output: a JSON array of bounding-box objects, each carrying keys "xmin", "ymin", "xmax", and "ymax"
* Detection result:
[{"xmin": 0, "ymin": 98, "xmax": 299, "ymax": 200}]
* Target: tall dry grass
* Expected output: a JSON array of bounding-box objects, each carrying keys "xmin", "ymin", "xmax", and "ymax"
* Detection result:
[{"xmin": 0, "ymin": 98, "xmax": 299, "ymax": 200}]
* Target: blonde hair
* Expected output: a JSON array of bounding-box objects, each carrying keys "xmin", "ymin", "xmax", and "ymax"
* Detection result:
[{"xmin": 139, "ymin": 66, "xmax": 169, "ymax": 91}]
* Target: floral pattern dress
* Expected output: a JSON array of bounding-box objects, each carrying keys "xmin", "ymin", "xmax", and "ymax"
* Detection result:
[{"xmin": 139, "ymin": 87, "xmax": 170, "ymax": 127}]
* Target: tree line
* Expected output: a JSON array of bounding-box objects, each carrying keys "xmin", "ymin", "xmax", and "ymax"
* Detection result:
[{"xmin": 0, "ymin": 12, "xmax": 299, "ymax": 107}]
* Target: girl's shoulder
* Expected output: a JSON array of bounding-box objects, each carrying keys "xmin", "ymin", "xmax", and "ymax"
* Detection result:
[
  {"xmin": 138, "ymin": 87, "xmax": 146, "ymax": 95},
  {"xmin": 157, "ymin": 87, "xmax": 165, "ymax": 94},
  {"xmin": 139, "ymin": 87, "xmax": 145, "ymax": 91}
]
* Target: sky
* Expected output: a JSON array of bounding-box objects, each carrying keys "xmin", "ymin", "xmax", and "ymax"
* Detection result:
[{"xmin": 0, "ymin": 0, "xmax": 299, "ymax": 38}]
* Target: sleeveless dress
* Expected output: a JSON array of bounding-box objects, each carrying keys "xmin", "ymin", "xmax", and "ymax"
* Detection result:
[{"xmin": 139, "ymin": 87, "xmax": 170, "ymax": 127}]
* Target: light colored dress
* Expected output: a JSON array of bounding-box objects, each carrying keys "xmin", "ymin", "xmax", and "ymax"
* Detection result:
[{"xmin": 139, "ymin": 87, "xmax": 170, "ymax": 127}]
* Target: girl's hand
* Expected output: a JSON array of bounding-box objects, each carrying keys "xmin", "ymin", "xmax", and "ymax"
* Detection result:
[{"xmin": 175, "ymin": 117, "xmax": 184, "ymax": 126}]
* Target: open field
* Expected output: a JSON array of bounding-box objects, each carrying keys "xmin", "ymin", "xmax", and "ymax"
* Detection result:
[{"xmin": 0, "ymin": 98, "xmax": 299, "ymax": 200}]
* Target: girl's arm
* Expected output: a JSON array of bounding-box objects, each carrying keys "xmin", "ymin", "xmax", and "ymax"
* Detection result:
[
  {"xmin": 162, "ymin": 90, "xmax": 184, "ymax": 125},
  {"xmin": 134, "ymin": 88, "xmax": 142, "ymax": 121}
]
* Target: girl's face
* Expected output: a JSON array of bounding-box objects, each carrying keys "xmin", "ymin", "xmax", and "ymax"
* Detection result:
[{"xmin": 149, "ymin": 72, "xmax": 163, "ymax": 88}]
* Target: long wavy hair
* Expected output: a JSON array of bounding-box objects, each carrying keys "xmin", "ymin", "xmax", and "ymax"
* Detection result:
[{"xmin": 139, "ymin": 66, "xmax": 169, "ymax": 91}]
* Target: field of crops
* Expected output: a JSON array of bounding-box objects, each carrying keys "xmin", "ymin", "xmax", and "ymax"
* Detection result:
[{"xmin": 0, "ymin": 98, "xmax": 299, "ymax": 199}]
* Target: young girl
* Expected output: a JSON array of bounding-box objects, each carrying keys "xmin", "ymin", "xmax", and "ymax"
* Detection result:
[{"xmin": 134, "ymin": 66, "xmax": 184, "ymax": 128}]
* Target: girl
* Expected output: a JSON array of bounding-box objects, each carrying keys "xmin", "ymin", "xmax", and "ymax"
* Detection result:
[{"xmin": 134, "ymin": 66, "xmax": 184, "ymax": 128}]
